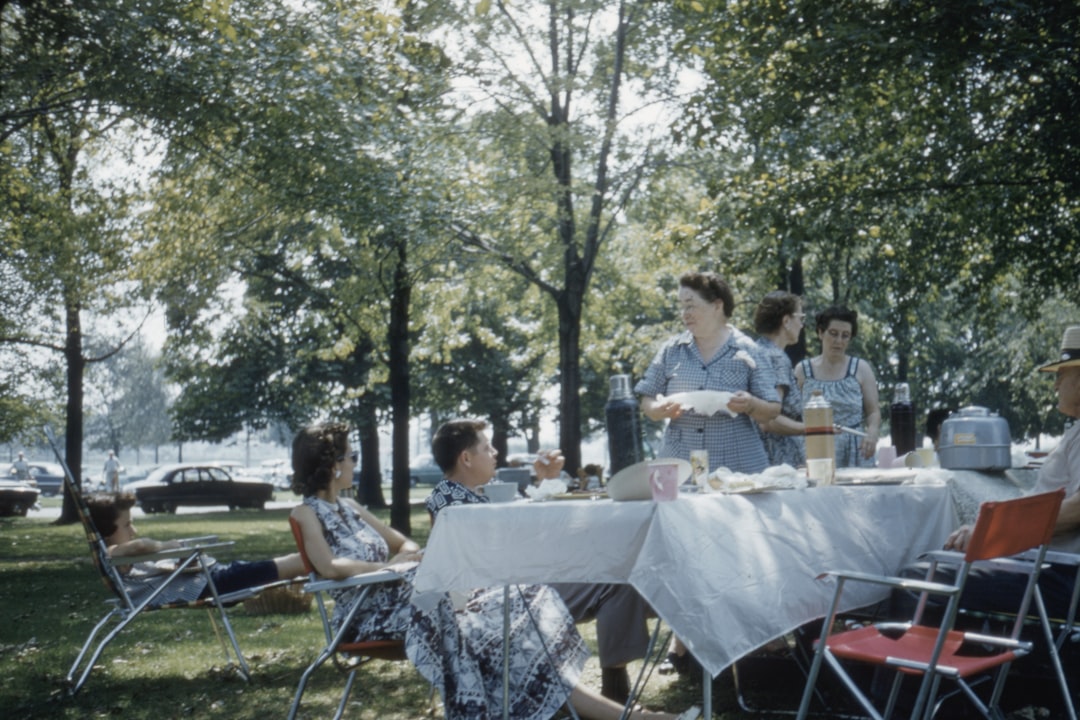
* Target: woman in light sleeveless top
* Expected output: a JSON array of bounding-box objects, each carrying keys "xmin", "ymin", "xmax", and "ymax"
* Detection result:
[{"xmin": 795, "ymin": 306, "xmax": 880, "ymax": 468}]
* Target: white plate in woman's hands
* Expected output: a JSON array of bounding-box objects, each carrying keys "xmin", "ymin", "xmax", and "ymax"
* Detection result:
[{"xmin": 661, "ymin": 391, "xmax": 736, "ymax": 417}]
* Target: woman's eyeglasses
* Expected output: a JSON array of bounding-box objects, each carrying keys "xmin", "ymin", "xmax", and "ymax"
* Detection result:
[{"xmin": 338, "ymin": 451, "xmax": 359, "ymax": 464}]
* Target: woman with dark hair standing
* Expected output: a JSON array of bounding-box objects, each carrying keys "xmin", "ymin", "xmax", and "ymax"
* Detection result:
[
  {"xmin": 289, "ymin": 422, "xmax": 697, "ymax": 720},
  {"xmin": 753, "ymin": 291, "xmax": 807, "ymax": 467},
  {"xmin": 635, "ymin": 271, "xmax": 780, "ymax": 475},
  {"xmin": 795, "ymin": 305, "xmax": 881, "ymax": 467}
]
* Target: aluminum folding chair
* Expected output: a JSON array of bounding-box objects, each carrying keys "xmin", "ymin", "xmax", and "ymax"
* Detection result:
[
  {"xmin": 287, "ymin": 515, "xmax": 419, "ymax": 720},
  {"xmin": 795, "ymin": 489, "xmax": 1068, "ymax": 720},
  {"xmin": 45, "ymin": 427, "xmax": 292, "ymax": 694}
]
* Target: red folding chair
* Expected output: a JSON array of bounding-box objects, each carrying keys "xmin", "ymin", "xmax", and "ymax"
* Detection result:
[
  {"xmin": 287, "ymin": 515, "xmax": 423, "ymax": 720},
  {"xmin": 795, "ymin": 489, "xmax": 1069, "ymax": 720}
]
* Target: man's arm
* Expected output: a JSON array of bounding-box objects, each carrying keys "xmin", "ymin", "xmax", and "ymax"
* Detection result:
[{"xmin": 1054, "ymin": 492, "xmax": 1080, "ymax": 535}]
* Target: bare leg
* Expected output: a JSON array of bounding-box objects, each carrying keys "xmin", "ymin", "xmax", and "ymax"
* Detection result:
[
  {"xmin": 569, "ymin": 686, "xmax": 688, "ymax": 720},
  {"xmin": 274, "ymin": 553, "xmax": 306, "ymax": 579}
]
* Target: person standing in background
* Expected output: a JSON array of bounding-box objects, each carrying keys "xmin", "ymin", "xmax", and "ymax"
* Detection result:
[
  {"xmin": 13, "ymin": 452, "xmax": 30, "ymax": 482},
  {"xmin": 103, "ymin": 451, "xmax": 121, "ymax": 492},
  {"xmin": 795, "ymin": 305, "xmax": 881, "ymax": 467},
  {"xmin": 753, "ymin": 291, "xmax": 807, "ymax": 468}
]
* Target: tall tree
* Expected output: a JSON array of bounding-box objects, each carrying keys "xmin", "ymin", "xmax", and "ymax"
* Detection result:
[
  {"xmin": 434, "ymin": 0, "xmax": 688, "ymax": 473},
  {"xmin": 675, "ymin": 0, "xmax": 1080, "ymax": 437}
]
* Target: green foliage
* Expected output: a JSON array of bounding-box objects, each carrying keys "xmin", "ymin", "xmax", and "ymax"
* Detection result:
[{"xmin": 675, "ymin": 0, "xmax": 1080, "ymax": 439}]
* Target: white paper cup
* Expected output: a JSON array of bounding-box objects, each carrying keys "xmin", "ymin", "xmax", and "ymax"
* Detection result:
[
  {"xmin": 877, "ymin": 446, "xmax": 897, "ymax": 469},
  {"xmin": 807, "ymin": 458, "xmax": 835, "ymax": 486},
  {"xmin": 916, "ymin": 448, "xmax": 936, "ymax": 467}
]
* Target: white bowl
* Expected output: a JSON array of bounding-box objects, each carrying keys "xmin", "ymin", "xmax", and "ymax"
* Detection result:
[
  {"xmin": 481, "ymin": 482, "xmax": 519, "ymax": 503},
  {"xmin": 607, "ymin": 458, "xmax": 692, "ymax": 501}
]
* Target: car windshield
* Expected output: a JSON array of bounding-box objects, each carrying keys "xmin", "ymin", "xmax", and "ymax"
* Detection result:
[
  {"xmin": 412, "ymin": 454, "xmax": 437, "ymax": 468},
  {"xmin": 143, "ymin": 466, "xmax": 181, "ymax": 484}
]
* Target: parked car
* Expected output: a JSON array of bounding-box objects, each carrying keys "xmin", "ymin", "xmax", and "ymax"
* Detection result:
[
  {"xmin": 209, "ymin": 461, "xmax": 272, "ymax": 484},
  {"xmin": 0, "ymin": 478, "xmax": 40, "ymax": 516},
  {"xmin": 258, "ymin": 458, "xmax": 293, "ymax": 490},
  {"xmin": 128, "ymin": 464, "xmax": 273, "ymax": 514},
  {"xmin": 408, "ymin": 454, "xmax": 445, "ymax": 486},
  {"xmin": 6, "ymin": 462, "xmax": 65, "ymax": 496}
]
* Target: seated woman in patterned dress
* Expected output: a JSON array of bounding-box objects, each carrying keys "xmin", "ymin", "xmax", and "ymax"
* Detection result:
[{"xmin": 289, "ymin": 422, "xmax": 698, "ymax": 720}]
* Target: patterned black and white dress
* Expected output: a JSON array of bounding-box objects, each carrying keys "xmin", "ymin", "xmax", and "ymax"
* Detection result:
[{"xmin": 304, "ymin": 496, "xmax": 587, "ymax": 720}]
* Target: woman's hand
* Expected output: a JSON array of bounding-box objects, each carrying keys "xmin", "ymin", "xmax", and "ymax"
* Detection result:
[
  {"xmin": 388, "ymin": 549, "xmax": 424, "ymax": 565},
  {"xmin": 859, "ymin": 432, "xmax": 879, "ymax": 460},
  {"xmin": 728, "ymin": 391, "xmax": 754, "ymax": 415},
  {"xmin": 642, "ymin": 396, "xmax": 684, "ymax": 422}
]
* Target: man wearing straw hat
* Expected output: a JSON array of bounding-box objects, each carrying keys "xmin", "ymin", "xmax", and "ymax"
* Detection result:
[
  {"xmin": 945, "ymin": 325, "xmax": 1080, "ymax": 554},
  {"xmin": 929, "ymin": 325, "xmax": 1080, "ymax": 620}
]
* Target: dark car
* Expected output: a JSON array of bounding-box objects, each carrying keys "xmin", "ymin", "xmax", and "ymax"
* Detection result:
[
  {"xmin": 408, "ymin": 454, "xmax": 445, "ymax": 487},
  {"xmin": 6, "ymin": 461, "xmax": 65, "ymax": 496},
  {"xmin": 128, "ymin": 464, "xmax": 273, "ymax": 514},
  {"xmin": 0, "ymin": 479, "xmax": 40, "ymax": 516}
]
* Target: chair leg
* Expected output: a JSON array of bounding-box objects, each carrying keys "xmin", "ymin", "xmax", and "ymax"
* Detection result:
[
  {"xmin": 288, "ymin": 645, "xmax": 341, "ymax": 720},
  {"xmin": 332, "ymin": 669, "xmax": 358, "ymax": 720},
  {"xmin": 67, "ymin": 607, "xmax": 123, "ymax": 694},
  {"xmin": 202, "ymin": 605, "xmax": 251, "ymax": 680},
  {"xmin": 1036, "ymin": 590, "xmax": 1079, "ymax": 720}
]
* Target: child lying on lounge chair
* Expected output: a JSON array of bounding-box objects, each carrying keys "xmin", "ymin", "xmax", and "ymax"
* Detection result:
[{"xmin": 86, "ymin": 492, "xmax": 305, "ymax": 601}]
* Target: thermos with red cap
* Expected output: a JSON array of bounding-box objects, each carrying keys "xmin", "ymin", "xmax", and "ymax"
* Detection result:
[{"xmin": 804, "ymin": 390, "xmax": 836, "ymax": 472}]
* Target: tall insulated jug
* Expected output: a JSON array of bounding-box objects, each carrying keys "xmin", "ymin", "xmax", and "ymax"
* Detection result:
[
  {"xmin": 804, "ymin": 390, "xmax": 836, "ymax": 471},
  {"xmin": 889, "ymin": 382, "xmax": 917, "ymax": 457},
  {"xmin": 606, "ymin": 374, "xmax": 643, "ymax": 475}
]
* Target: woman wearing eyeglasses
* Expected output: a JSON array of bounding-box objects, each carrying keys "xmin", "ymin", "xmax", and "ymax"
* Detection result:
[
  {"xmin": 636, "ymin": 271, "xmax": 780, "ymax": 475},
  {"xmin": 753, "ymin": 291, "xmax": 807, "ymax": 468},
  {"xmin": 794, "ymin": 305, "xmax": 881, "ymax": 467}
]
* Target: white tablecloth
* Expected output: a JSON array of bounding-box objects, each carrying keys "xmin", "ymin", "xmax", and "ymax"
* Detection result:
[{"xmin": 413, "ymin": 483, "xmax": 957, "ymax": 677}]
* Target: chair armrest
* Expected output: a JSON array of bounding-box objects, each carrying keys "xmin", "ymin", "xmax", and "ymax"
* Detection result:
[
  {"xmin": 1019, "ymin": 548, "xmax": 1080, "ymax": 566},
  {"xmin": 961, "ymin": 630, "xmax": 1032, "ymax": 652},
  {"xmin": 918, "ymin": 549, "xmax": 966, "ymax": 565},
  {"xmin": 178, "ymin": 535, "xmax": 220, "ymax": 546},
  {"xmin": 110, "ymin": 542, "xmax": 235, "ymax": 566},
  {"xmin": 821, "ymin": 569, "xmax": 960, "ymax": 596},
  {"xmin": 973, "ymin": 557, "xmax": 1046, "ymax": 575},
  {"xmin": 304, "ymin": 569, "xmax": 403, "ymax": 594}
]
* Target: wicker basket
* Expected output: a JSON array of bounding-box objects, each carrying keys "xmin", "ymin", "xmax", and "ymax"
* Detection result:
[{"xmin": 243, "ymin": 584, "xmax": 313, "ymax": 615}]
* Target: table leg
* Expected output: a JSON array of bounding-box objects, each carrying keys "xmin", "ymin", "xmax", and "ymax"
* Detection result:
[
  {"xmin": 703, "ymin": 668, "xmax": 712, "ymax": 718},
  {"xmin": 503, "ymin": 585, "xmax": 510, "ymax": 720}
]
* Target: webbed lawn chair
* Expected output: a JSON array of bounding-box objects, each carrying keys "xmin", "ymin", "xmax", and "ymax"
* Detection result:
[
  {"xmin": 795, "ymin": 489, "xmax": 1069, "ymax": 720},
  {"xmin": 287, "ymin": 515, "xmax": 418, "ymax": 720},
  {"xmin": 44, "ymin": 426, "xmax": 294, "ymax": 694}
]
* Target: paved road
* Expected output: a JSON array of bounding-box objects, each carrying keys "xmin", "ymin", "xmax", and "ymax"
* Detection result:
[{"xmin": 27, "ymin": 498, "xmax": 301, "ymax": 520}]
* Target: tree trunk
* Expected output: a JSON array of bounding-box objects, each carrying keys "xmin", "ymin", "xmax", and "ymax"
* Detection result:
[
  {"xmin": 786, "ymin": 256, "xmax": 808, "ymax": 366},
  {"xmin": 556, "ymin": 294, "xmax": 583, "ymax": 475},
  {"xmin": 388, "ymin": 240, "xmax": 412, "ymax": 534},
  {"xmin": 491, "ymin": 424, "xmax": 509, "ymax": 469},
  {"xmin": 355, "ymin": 398, "xmax": 386, "ymax": 508},
  {"xmin": 56, "ymin": 300, "xmax": 85, "ymax": 525}
]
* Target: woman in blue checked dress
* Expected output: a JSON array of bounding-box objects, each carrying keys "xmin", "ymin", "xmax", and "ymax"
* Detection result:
[{"xmin": 636, "ymin": 271, "xmax": 781, "ymax": 475}]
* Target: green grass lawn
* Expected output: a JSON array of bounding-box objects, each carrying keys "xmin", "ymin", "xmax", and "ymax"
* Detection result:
[{"xmin": 0, "ymin": 501, "xmax": 801, "ymax": 720}]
